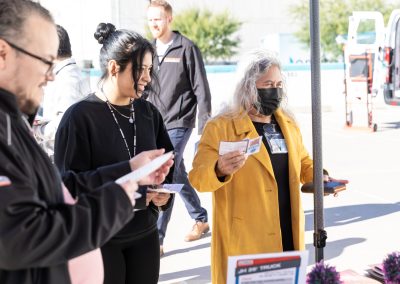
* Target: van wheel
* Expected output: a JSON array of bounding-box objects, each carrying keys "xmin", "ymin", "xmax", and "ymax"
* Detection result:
[
  {"xmin": 372, "ymin": 123, "xmax": 378, "ymax": 132},
  {"xmin": 346, "ymin": 111, "xmax": 353, "ymax": 126}
]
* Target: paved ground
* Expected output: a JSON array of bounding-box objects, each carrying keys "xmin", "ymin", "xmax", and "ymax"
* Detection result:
[{"xmin": 157, "ymin": 77, "xmax": 400, "ymax": 283}]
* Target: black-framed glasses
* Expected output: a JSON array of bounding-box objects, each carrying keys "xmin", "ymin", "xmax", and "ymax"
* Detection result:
[{"xmin": 2, "ymin": 38, "xmax": 55, "ymax": 75}]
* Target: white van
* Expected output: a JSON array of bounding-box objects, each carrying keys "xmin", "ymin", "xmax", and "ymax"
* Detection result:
[{"xmin": 381, "ymin": 9, "xmax": 400, "ymax": 106}]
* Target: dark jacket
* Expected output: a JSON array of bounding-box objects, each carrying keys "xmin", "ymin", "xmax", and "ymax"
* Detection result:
[
  {"xmin": 54, "ymin": 94, "xmax": 174, "ymax": 243},
  {"xmin": 149, "ymin": 31, "xmax": 212, "ymax": 134},
  {"xmin": 0, "ymin": 88, "xmax": 135, "ymax": 284}
]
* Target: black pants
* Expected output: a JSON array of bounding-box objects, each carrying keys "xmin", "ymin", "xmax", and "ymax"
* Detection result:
[{"xmin": 101, "ymin": 229, "xmax": 160, "ymax": 284}]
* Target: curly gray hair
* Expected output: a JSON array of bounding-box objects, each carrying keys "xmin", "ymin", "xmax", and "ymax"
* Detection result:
[{"xmin": 218, "ymin": 48, "xmax": 292, "ymax": 119}]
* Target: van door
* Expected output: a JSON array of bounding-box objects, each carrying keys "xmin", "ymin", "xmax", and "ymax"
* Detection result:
[
  {"xmin": 392, "ymin": 18, "xmax": 400, "ymax": 100},
  {"xmin": 344, "ymin": 11, "xmax": 384, "ymax": 128},
  {"xmin": 345, "ymin": 11, "xmax": 385, "ymax": 98},
  {"xmin": 383, "ymin": 10, "xmax": 400, "ymax": 105}
]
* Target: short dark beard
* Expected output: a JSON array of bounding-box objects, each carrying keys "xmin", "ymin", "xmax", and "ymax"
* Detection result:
[{"xmin": 16, "ymin": 95, "xmax": 38, "ymax": 115}]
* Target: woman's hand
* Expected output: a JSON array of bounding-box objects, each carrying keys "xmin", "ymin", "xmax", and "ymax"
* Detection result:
[
  {"xmin": 216, "ymin": 150, "xmax": 247, "ymax": 176},
  {"xmin": 151, "ymin": 193, "xmax": 171, "ymax": 207},
  {"xmin": 146, "ymin": 191, "xmax": 158, "ymax": 206},
  {"xmin": 146, "ymin": 192, "xmax": 171, "ymax": 206},
  {"xmin": 324, "ymin": 176, "xmax": 349, "ymax": 197}
]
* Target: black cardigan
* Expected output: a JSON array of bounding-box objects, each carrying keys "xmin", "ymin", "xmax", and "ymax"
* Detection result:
[{"xmin": 55, "ymin": 94, "xmax": 174, "ymax": 242}]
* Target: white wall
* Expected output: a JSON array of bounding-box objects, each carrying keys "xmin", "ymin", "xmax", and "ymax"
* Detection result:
[
  {"xmin": 40, "ymin": 0, "xmax": 301, "ymax": 64},
  {"xmin": 40, "ymin": 0, "xmax": 114, "ymax": 67},
  {"xmin": 208, "ymin": 68, "xmax": 345, "ymax": 116}
]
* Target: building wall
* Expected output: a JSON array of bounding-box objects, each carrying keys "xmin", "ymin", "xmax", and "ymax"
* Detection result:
[{"xmin": 39, "ymin": 0, "xmax": 300, "ymax": 66}]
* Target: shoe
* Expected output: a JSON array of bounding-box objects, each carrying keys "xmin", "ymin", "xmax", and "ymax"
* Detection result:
[
  {"xmin": 160, "ymin": 245, "xmax": 164, "ymax": 257},
  {"xmin": 184, "ymin": 221, "xmax": 210, "ymax": 242}
]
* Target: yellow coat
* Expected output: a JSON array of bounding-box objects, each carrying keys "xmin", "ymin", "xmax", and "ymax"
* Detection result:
[{"xmin": 188, "ymin": 109, "xmax": 314, "ymax": 284}]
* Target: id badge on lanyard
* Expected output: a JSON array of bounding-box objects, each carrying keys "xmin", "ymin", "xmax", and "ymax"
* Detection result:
[{"xmin": 263, "ymin": 123, "xmax": 288, "ymax": 154}]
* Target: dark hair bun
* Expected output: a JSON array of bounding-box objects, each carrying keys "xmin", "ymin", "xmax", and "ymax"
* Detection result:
[{"xmin": 94, "ymin": 23, "xmax": 116, "ymax": 44}]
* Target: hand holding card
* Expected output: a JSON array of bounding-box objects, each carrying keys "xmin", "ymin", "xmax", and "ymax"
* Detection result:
[
  {"xmin": 219, "ymin": 137, "xmax": 262, "ymax": 156},
  {"xmin": 117, "ymin": 151, "xmax": 174, "ymax": 184}
]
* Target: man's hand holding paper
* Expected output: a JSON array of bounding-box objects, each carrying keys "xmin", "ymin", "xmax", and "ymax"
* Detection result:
[
  {"xmin": 127, "ymin": 149, "xmax": 174, "ymax": 185},
  {"xmin": 116, "ymin": 150, "xmax": 174, "ymax": 204}
]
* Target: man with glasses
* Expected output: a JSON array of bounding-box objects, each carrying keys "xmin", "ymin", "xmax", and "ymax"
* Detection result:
[
  {"xmin": 0, "ymin": 1, "xmax": 173, "ymax": 283},
  {"xmin": 4, "ymin": 39, "xmax": 55, "ymax": 72}
]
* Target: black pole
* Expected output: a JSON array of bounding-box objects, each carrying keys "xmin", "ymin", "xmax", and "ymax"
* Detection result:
[{"xmin": 309, "ymin": 0, "xmax": 326, "ymax": 262}]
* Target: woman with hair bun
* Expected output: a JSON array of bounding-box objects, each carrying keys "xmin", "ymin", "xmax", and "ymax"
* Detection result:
[{"xmin": 54, "ymin": 23, "xmax": 174, "ymax": 284}]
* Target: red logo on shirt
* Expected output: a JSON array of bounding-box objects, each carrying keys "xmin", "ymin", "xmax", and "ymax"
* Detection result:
[{"xmin": 0, "ymin": 176, "xmax": 11, "ymax": 187}]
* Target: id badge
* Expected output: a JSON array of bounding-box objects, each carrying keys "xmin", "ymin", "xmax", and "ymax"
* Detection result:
[{"xmin": 264, "ymin": 133, "xmax": 288, "ymax": 154}]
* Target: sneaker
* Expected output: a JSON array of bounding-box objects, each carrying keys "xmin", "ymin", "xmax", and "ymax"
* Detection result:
[
  {"xmin": 184, "ymin": 221, "xmax": 210, "ymax": 242},
  {"xmin": 160, "ymin": 245, "xmax": 164, "ymax": 257}
]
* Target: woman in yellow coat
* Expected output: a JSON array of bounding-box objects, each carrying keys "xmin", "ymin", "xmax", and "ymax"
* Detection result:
[{"xmin": 189, "ymin": 49, "xmax": 315, "ymax": 284}]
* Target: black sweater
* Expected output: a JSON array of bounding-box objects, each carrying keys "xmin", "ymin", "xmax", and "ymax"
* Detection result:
[
  {"xmin": 253, "ymin": 120, "xmax": 294, "ymax": 251},
  {"xmin": 0, "ymin": 88, "xmax": 135, "ymax": 284},
  {"xmin": 55, "ymin": 94, "xmax": 174, "ymax": 242}
]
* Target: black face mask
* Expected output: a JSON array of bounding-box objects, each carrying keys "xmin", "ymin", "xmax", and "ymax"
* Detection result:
[{"xmin": 256, "ymin": 88, "xmax": 283, "ymax": 116}]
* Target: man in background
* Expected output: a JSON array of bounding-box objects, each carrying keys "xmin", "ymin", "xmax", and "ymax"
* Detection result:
[
  {"xmin": 147, "ymin": 0, "xmax": 212, "ymax": 256},
  {"xmin": 38, "ymin": 24, "xmax": 91, "ymax": 158},
  {"xmin": 42, "ymin": 24, "xmax": 90, "ymax": 119}
]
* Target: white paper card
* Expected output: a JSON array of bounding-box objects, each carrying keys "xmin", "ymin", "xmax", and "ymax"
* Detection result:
[
  {"xmin": 219, "ymin": 136, "xmax": 262, "ymax": 156},
  {"xmin": 116, "ymin": 151, "xmax": 173, "ymax": 184},
  {"xmin": 147, "ymin": 184, "xmax": 184, "ymax": 194}
]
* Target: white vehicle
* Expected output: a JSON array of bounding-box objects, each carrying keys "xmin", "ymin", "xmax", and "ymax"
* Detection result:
[
  {"xmin": 343, "ymin": 11, "xmax": 385, "ymax": 131},
  {"xmin": 381, "ymin": 9, "xmax": 400, "ymax": 106}
]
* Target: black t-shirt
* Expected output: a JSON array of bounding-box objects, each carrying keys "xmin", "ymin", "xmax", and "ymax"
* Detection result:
[
  {"xmin": 252, "ymin": 118, "xmax": 294, "ymax": 251},
  {"xmin": 55, "ymin": 94, "xmax": 174, "ymax": 242}
]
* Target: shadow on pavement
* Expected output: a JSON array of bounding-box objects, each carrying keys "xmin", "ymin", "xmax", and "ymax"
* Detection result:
[
  {"xmin": 305, "ymin": 202, "xmax": 400, "ymax": 231},
  {"xmin": 162, "ymin": 239, "xmax": 211, "ymax": 258},
  {"xmin": 159, "ymin": 265, "xmax": 211, "ymax": 283},
  {"xmin": 306, "ymin": 237, "xmax": 366, "ymax": 263},
  {"xmin": 379, "ymin": 121, "xmax": 400, "ymax": 130}
]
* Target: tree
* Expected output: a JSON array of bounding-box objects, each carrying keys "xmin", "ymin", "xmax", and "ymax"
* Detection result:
[
  {"xmin": 172, "ymin": 8, "xmax": 242, "ymax": 63},
  {"xmin": 290, "ymin": 0, "xmax": 396, "ymax": 61}
]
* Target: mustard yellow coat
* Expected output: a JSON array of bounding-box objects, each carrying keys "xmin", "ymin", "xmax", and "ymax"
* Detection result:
[{"xmin": 188, "ymin": 109, "xmax": 314, "ymax": 284}]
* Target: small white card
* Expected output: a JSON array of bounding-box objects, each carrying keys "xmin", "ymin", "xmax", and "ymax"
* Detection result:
[
  {"xmin": 147, "ymin": 184, "xmax": 184, "ymax": 194},
  {"xmin": 219, "ymin": 136, "xmax": 262, "ymax": 156}
]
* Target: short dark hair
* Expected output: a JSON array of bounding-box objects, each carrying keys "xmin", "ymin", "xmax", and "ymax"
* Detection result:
[
  {"xmin": 94, "ymin": 22, "xmax": 160, "ymax": 98},
  {"xmin": 0, "ymin": 0, "xmax": 53, "ymax": 44},
  {"xmin": 56, "ymin": 25, "xmax": 72, "ymax": 58}
]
